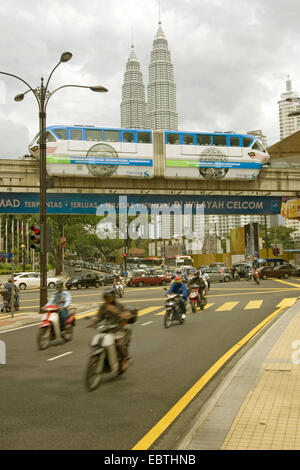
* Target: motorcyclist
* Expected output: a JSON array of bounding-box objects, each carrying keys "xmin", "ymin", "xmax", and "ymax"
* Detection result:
[
  {"xmin": 231, "ymin": 266, "xmax": 240, "ymax": 281},
  {"xmin": 4, "ymin": 278, "xmax": 20, "ymax": 308},
  {"xmin": 88, "ymin": 287, "xmax": 132, "ymax": 373},
  {"xmin": 188, "ymin": 271, "xmax": 207, "ymax": 300},
  {"xmin": 167, "ymin": 275, "xmax": 188, "ymax": 319},
  {"xmin": 45, "ymin": 280, "xmax": 71, "ymax": 335}
]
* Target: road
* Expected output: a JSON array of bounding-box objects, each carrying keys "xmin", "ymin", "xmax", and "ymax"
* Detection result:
[{"xmin": 0, "ymin": 276, "xmax": 300, "ymax": 449}]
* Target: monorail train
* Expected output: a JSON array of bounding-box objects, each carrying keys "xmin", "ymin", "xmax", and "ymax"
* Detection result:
[{"xmin": 28, "ymin": 125, "xmax": 270, "ymax": 180}]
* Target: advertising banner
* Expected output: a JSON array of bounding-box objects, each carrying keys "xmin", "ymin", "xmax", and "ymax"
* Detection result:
[
  {"xmin": 281, "ymin": 199, "xmax": 300, "ymax": 219},
  {"xmin": 0, "ymin": 193, "xmax": 282, "ymax": 215}
]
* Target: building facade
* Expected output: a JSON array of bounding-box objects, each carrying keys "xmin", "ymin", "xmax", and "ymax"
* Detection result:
[
  {"xmin": 278, "ymin": 76, "xmax": 300, "ymax": 140},
  {"xmin": 146, "ymin": 20, "xmax": 178, "ymax": 131},
  {"xmin": 120, "ymin": 44, "xmax": 147, "ymax": 129}
]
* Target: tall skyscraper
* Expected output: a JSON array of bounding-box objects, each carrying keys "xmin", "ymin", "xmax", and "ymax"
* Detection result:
[
  {"xmin": 146, "ymin": 19, "xmax": 178, "ymax": 130},
  {"xmin": 278, "ymin": 76, "xmax": 300, "ymax": 140},
  {"xmin": 120, "ymin": 43, "xmax": 147, "ymax": 129}
]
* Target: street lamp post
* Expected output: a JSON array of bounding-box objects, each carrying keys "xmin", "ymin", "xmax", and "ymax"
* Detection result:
[
  {"xmin": 0, "ymin": 53, "xmax": 108, "ymax": 309},
  {"xmin": 20, "ymin": 244, "xmax": 26, "ymax": 272}
]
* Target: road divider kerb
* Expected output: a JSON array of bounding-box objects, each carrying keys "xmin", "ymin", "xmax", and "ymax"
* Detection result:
[{"xmin": 131, "ymin": 304, "xmax": 288, "ymax": 450}]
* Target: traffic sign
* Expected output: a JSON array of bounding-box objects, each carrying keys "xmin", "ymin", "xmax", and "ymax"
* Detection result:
[{"xmin": 0, "ymin": 253, "xmax": 13, "ymax": 259}]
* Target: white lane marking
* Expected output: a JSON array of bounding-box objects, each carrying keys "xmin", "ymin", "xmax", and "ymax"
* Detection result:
[
  {"xmin": 0, "ymin": 322, "xmax": 40, "ymax": 334},
  {"xmin": 141, "ymin": 321, "xmax": 153, "ymax": 326},
  {"xmin": 47, "ymin": 351, "xmax": 73, "ymax": 362}
]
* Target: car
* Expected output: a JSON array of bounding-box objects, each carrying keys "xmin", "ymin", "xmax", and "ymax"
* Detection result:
[
  {"xmin": 74, "ymin": 265, "xmax": 82, "ymax": 272},
  {"xmin": 65, "ymin": 273, "xmax": 102, "ymax": 289},
  {"xmin": 209, "ymin": 263, "xmax": 230, "ymax": 273},
  {"xmin": 98, "ymin": 273, "xmax": 115, "ymax": 285},
  {"xmin": 13, "ymin": 272, "xmax": 61, "ymax": 290},
  {"xmin": 231, "ymin": 263, "xmax": 252, "ymax": 279},
  {"xmin": 198, "ymin": 265, "xmax": 209, "ymax": 272},
  {"xmin": 203, "ymin": 268, "xmax": 232, "ymax": 283},
  {"xmin": 292, "ymin": 264, "xmax": 300, "ymax": 276},
  {"xmin": 259, "ymin": 263, "xmax": 297, "ymax": 280},
  {"xmin": 126, "ymin": 272, "xmax": 170, "ymax": 287}
]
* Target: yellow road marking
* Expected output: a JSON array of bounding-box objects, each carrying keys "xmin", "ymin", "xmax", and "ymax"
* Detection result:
[
  {"xmin": 204, "ymin": 303, "xmax": 214, "ymax": 310},
  {"xmin": 138, "ymin": 306, "xmax": 163, "ymax": 317},
  {"xmin": 131, "ymin": 304, "xmax": 287, "ymax": 450},
  {"xmin": 216, "ymin": 301, "xmax": 239, "ymax": 311},
  {"xmin": 277, "ymin": 297, "xmax": 298, "ymax": 308},
  {"xmin": 273, "ymin": 278, "xmax": 300, "ymax": 288},
  {"xmin": 244, "ymin": 300, "xmax": 263, "ymax": 310}
]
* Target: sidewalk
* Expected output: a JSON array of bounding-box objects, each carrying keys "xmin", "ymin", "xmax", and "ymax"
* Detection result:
[{"xmin": 178, "ymin": 299, "xmax": 300, "ymax": 450}]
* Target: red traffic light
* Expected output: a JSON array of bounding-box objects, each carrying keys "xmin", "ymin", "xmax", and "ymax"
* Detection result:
[
  {"xmin": 31, "ymin": 225, "xmax": 40, "ymax": 235},
  {"xmin": 123, "ymin": 253, "xmax": 127, "ymax": 257},
  {"xmin": 30, "ymin": 225, "xmax": 41, "ymax": 251}
]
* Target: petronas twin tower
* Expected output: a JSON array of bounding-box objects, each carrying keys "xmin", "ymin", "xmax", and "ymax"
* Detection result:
[{"xmin": 121, "ymin": 20, "xmax": 178, "ymax": 131}]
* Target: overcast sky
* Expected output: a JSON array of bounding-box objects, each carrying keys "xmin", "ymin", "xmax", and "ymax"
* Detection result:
[{"xmin": 0, "ymin": 0, "xmax": 299, "ymax": 157}]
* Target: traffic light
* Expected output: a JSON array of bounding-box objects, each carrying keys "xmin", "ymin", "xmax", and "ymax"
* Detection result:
[
  {"xmin": 30, "ymin": 225, "xmax": 41, "ymax": 251},
  {"xmin": 123, "ymin": 253, "xmax": 127, "ymax": 257}
]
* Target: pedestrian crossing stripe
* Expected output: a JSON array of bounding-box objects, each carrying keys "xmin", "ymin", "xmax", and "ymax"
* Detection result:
[
  {"xmin": 245, "ymin": 300, "xmax": 263, "ymax": 310},
  {"xmin": 1, "ymin": 298, "xmax": 298, "ymax": 323},
  {"xmin": 276, "ymin": 298, "xmax": 297, "ymax": 308},
  {"xmin": 138, "ymin": 306, "xmax": 164, "ymax": 317},
  {"xmin": 216, "ymin": 302, "xmax": 239, "ymax": 312}
]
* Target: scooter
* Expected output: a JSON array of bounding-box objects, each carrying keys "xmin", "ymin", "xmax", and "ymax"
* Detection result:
[
  {"xmin": 254, "ymin": 269, "xmax": 261, "ymax": 285},
  {"xmin": 37, "ymin": 304, "xmax": 76, "ymax": 350},
  {"xmin": 1, "ymin": 297, "xmax": 19, "ymax": 313},
  {"xmin": 189, "ymin": 285, "xmax": 207, "ymax": 312},
  {"xmin": 164, "ymin": 291, "xmax": 186, "ymax": 328},
  {"xmin": 85, "ymin": 307, "xmax": 138, "ymax": 392},
  {"xmin": 114, "ymin": 281, "xmax": 124, "ymax": 298}
]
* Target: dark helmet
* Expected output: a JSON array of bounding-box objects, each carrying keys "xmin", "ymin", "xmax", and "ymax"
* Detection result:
[
  {"xmin": 55, "ymin": 280, "xmax": 64, "ymax": 289},
  {"xmin": 103, "ymin": 287, "xmax": 115, "ymax": 299}
]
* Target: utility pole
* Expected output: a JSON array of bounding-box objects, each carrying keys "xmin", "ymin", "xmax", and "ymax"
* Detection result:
[{"xmin": 264, "ymin": 215, "xmax": 269, "ymax": 257}]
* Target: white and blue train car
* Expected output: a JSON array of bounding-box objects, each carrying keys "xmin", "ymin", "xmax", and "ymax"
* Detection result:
[
  {"xmin": 29, "ymin": 125, "xmax": 154, "ymax": 178},
  {"xmin": 164, "ymin": 131, "xmax": 269, "ymax": 180},
  {"xmin": 28, "ymin": 125, "xmax": 269, "ymax": 180}
]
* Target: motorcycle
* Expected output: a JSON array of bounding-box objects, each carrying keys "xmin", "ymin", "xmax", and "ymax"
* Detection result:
[
  {"xmin": 164, "ymin": 291, "xmax": 186, "ymax": 328},
  {"xmin": 189, "ymin": 285, "xmax": 207, "ymax": 313},
  {"xmin": 114, "ymin": 281, "xmax": 124, "ymax": 298},
  {"xmin": 1, "ymin": 296, "xmax": 19, "ymax": 313},
  {"xmin": 37, "ymin": 304, "xmax": 76, "ymax": 350},
  {"xmin": 85, "ymin": 307, "xmax": 138, "ymax": 392},
  {"xmin": 254, "ymin": 269, "xmax": 261, "ymax": 285}
]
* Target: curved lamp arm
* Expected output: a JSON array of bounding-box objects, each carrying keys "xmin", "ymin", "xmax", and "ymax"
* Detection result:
[
  {"xmin": 44, "ymin": 84, "xmax": 108, "ymax": 109},
  {"xmin": 0, "ymin": 71, "xmax": 40, "ymax": 107}
]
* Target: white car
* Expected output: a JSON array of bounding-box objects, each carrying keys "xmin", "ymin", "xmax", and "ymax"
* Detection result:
[{"xmin": 13, "ymin": 272, "xmax": 61, "ymax": 290}]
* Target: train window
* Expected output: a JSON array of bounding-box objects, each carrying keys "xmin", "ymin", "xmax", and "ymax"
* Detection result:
[
  {"xmin": 167, "ymin": 133, "xmax": 180, "ymax": 145},
  {"xmin": 45, "ymin": 131, "xmax": 57, "ymax": 143},
  {"xmin": 138, "ymin": 132, "xmax": 151, "ymax": 143},
  {"xmin": 103, "ymin": 130, "xmax": 120, "ymax": 142},
  {"xmin": 230, "ymin": 136, "xmax": 240, "ymax": 147},
  {"xmin": 53, "ymin": 128, "xmax": 67, "ymax": 140},
  {"xmin": 196, "ymin": 134, "xmax": 211, "ymax": 146},
  {"xmin": 86, "ymin": 129, "xmax": 102, "ymax": 141},
  {"xmin": 123, "ymin": 132, "xmax": 134, "ymax": 143},
  {"xmin": 70, "ymin": 129, "xmax": 82, "ymax": 140},
  {"xmin": 183, "ymin": 134, "xmax": 194, "ymax": 145},
  {"xmin": 242, "ymin": 137, "xmax": 253, "ymax": 147},
  {"xmin": 252, "ymin": 140, "xmax": 266, "ymax": 153},
  {"xmin": 213, "ymin": 135, "xmax": 227, "ymax": 146}
]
